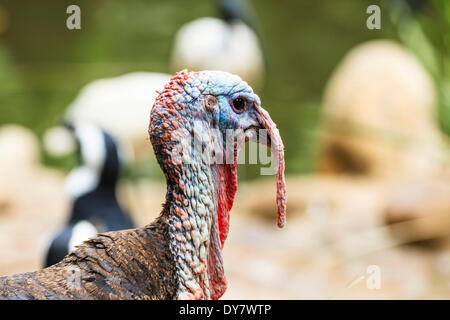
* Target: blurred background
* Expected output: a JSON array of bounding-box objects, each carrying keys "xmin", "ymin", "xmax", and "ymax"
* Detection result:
[{"xmin": 1, "ymin": 0, "xmax": 450, "ymax": 299}]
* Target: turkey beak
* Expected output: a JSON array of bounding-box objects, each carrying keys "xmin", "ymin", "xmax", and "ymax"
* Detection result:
[{"xmin": 252, "ymin": 105, "xmax": 287, "ymax": 228}]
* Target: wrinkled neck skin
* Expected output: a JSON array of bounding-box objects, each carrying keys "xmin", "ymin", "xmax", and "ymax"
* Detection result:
[{"xmin": 161, "ymin": 158, "xmax": 236, "ymax": 300}]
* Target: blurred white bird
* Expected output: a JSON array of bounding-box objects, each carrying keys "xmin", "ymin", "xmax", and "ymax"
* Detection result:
[
  {"xmin": 44, "ymin": 72, "xmax": 171, "ymax": 160},
  {"xmin": 170, "ymin": 0, "xmax": 265, "ymax": 89}
]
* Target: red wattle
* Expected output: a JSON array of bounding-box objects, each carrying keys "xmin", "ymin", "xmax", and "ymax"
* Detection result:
[
  {"xmin": 217, "ymin": 163, "xmax": 237, "ymax": 246},
  {"xmin": 207, "ymin": 163, "xmax": 237, "ymax": 299}
]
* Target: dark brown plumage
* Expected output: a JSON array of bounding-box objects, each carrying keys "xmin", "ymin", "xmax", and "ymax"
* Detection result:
[{"xmin": 1, "ymin": 211, "xmax": 178, "ymax": 300}]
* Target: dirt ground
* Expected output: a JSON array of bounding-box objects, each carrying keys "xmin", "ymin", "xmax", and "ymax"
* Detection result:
[{"xmin": 1, "ymin": 168, "xmax": 450, "ymax": 299}]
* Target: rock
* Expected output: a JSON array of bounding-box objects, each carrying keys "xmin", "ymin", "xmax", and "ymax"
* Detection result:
[
  {"xmin": 0, "ymin": 124, "xmax": 40, "ymax": 169},
  {"xmin": 383, "ymin": 177, "xmax": 450, "ymax": 245},
  {"xmin": 0, "ymin": 125, "xmax": 42, "ymax": 216},
  {"xmin": 319, "ymin": 40, "xmax": 445, "ymax": 178}
]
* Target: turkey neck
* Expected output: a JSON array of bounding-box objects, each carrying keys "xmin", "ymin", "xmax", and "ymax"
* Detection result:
[{"xmin": 161, "ymin": 160, "xmax": 236, "ymax": 300}]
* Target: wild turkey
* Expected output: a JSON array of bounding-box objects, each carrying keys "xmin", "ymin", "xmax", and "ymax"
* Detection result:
[
  {"xmin": 0, "ymin": 70, "xmax": 286, "ymax": 300},
  {"xmin": 44, "ymin": 122, "xmax": 135, "ymax": 268}
]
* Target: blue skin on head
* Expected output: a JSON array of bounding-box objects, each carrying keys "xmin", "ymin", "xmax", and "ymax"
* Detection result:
[{"xmin": 189, "ymin": 71, "xmax": 262, "ymax": 139}]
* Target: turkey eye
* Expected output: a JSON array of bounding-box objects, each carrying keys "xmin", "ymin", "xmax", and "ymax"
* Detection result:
[{"xmin": 232, "ymin": 98, "xmax": 246, "ymax": 113}]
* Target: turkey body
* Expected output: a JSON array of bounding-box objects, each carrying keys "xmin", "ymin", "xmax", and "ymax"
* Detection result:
[{"xmin": 2, "ymin": 216, "xmax": 178, "ymax": 300}]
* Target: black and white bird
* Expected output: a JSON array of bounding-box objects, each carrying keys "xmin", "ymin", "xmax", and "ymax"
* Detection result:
[{"xmin": 44, "ymin": 122, "xmax": 135, "ymax": 267}]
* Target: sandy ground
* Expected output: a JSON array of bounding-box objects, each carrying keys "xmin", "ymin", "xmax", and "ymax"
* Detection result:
[{"xmin": 1, "ymin": 169, "xmax": 450, "ymax": 299}]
